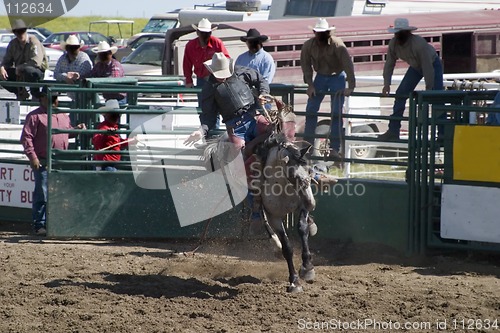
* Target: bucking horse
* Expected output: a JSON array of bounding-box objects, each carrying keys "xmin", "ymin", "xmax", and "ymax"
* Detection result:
[{"xmin": 203, "ymin": 96, "xmax": 323, "ymax": 292}]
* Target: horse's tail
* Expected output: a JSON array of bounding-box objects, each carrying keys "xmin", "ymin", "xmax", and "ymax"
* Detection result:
[{"xmin": 202, "ymin": 140, "xmax": 219, "ymax": 162}]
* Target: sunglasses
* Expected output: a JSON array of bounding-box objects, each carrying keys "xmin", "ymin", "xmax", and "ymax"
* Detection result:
[{"xmin": 66, "ymin": 45, "xmax": 81, "ymax": 51}]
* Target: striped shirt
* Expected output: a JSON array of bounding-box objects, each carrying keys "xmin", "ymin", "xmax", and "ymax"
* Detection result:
[
  {"xmin": 90, "ymin": 58, "xmax": 126, "ymax": 100},
  {"xmin": 54, "ymin": 51, "xmax": 93, "ymax": 99}
]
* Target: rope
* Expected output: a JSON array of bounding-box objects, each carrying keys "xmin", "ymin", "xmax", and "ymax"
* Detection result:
[{"xmin": 98, "ymin": 138, "xmax": 136, "ymax": 151}]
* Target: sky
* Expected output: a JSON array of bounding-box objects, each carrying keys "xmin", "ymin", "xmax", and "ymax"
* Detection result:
[{"xmin": 0, "ymin": 0, "xmax": 217, "ymax": 18}]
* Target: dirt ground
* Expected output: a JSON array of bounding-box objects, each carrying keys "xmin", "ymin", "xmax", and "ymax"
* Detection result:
[{"xmin": 0, "ymin": 221, "xmax": 499, "ymax": 333}]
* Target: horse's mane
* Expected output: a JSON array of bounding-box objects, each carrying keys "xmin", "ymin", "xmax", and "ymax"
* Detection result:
[{"xmin": 256, "ymin": 132, "xmax": 307, "ymax": 165}]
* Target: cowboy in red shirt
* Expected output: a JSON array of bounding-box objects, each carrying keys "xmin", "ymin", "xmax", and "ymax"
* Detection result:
[
  {"xmin": 92, "ymin": 99, "xmax": 127, "ymax": 171},
  {"xmin": 183, "ymin": 18, "xmax": 230, "ymax": 90}
]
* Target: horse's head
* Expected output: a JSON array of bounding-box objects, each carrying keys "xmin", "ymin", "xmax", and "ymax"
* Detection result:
[
  {"xmin": 266, "ymin": 140, "xmax": 315, "ymax": 212},
  {"xmin": 275, "ymin": 141, "xmax": 312, "ymax": 191}
]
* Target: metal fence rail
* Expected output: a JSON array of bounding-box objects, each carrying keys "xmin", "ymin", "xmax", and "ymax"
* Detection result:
[{"xmin": 408, "ymin": 90, "xmax": 500, "ymax": 254}]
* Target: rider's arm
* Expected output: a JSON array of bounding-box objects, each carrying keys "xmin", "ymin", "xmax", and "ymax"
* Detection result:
[
  {"xmin": 383, "ymin": 38, "xmax": 398, "ymax": 88},
  {"xmin": 238, "ymin": 66, "xmax": 270, "ymax": 97}
]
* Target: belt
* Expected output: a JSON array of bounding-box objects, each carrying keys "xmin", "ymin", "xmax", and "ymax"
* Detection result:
[
  {"xmin": 318, "ymin": 72, "xmax": 340, "ymax": 77},
  {"xmin": 225, "ymin": 111, "xmax": 253, "ymax": 128}
]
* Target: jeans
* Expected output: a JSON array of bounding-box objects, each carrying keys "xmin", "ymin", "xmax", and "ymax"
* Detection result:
[
  {"xmin": 197, "ymin": 78, "xmax": 220, "ymax": 129},
  {"xmin": 96, "ymin": 165, "xmax": 118, "ymax": 171},
  {"xmin": 32, "ymin": 165, "xmax": 48, "ymax": 231},
  {"xmin": 226, "ymin": 112, "xmax": 257, "ymax": 149},
  {"xmin": 304, "ymin": 73, "xmax": 346, "ymax": 151},
  {"xmin": 388, "ymin": 58, "xmax": 444, "ymax": 135},
  {"xmin": 486, "ymin": 91, "xmax": 500, "ymax": 125}
]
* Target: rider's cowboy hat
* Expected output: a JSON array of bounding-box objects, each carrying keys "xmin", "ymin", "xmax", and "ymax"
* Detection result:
[
  {"xmin": 98, "ymin": 99, "xmax": 121, "ymax": 112},
  {"xmin": 388, "ymin": 18, "xmax": 417, "ymax": 33},
  {"xmin": 60, "ymin": 35, "xmax": 84, "ymax": 50},
  {"xmin": 240, "ymin": 28, "xmax": 269, "ymax": 43},
  {"xmin": 204, "ymin": 52, "xmax": 233, "ymax": 79},
  {"xmin": 309, "ymin": 18, "xmax": 335, "ymax": 32},
  {"xmin": 92, "ymin": 41, "xmax": 118, "ymax": 54},
  {"xmin": 192, "ymin": 18, "xmax": 217, "ymax": 32},
  {"xmin": 11, "ymin": 19, "xmax": 28, "ymax": 32}
]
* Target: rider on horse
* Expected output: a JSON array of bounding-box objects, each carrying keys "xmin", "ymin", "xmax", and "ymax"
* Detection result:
[{"xmin": 184, "ymin": 52, "xmax": 272, "ymax": 234}]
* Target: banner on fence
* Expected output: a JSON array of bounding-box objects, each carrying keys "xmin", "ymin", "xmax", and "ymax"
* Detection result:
[{"xmin": 0, "ymin": 163, "xmax": 34, "ymax": 208}]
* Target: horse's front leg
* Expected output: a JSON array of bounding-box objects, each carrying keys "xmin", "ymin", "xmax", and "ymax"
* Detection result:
[
  {"xmin": 269, "ymin": 216, "xmax": 302, "ymax": 293},
  {"xmin": 298, "ymin": 209, "xmax": 315, "ymax": 283}
]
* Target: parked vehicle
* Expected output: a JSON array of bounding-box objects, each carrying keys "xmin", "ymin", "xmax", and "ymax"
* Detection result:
[
  {"xmin": 31, "ymin": 27, "xmax": 53, "ymax": 38},
  {"xmin": 0, "ymin": 29, "xmax": 46, "ymax": 45},
  {"xmin": 0, "ymin": 40, "xmax": 63, "ymax": 70},
  {"xmin": 121, "ymin": 39, "xmax": 164, "ymax": 76},
  {"xmin": 43, "ymin": 31, "xmax": 112, "ymax": 51},
  {"xmin": 141, "ymin": 12, "xmax": 180, "ymax": 33},
  {"xmin": 115, "ymin": 33, "xmax": 164, "ymax": 61},
  {"xmin": 88, "ymin": 19, "xmax": 135, "ymax": 48}
]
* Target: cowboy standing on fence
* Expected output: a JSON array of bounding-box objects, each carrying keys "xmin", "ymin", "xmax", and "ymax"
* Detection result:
[
  {"xmin": 300, "ymin": 18, "xmax": 356, "ymax": 163},
  {"xmin": 378, "ymin": 18, "xmax": 444, "ymax": 141}
]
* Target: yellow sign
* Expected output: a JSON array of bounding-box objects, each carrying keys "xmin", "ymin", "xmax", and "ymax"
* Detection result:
[{"xmin": 453, "ymin": 125, "xmax": 500, "ymax": 183}]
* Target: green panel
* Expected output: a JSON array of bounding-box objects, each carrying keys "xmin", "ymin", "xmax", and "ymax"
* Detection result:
[
  {"xmin": 312, "ymin": 179, "xmax": 409, "ymax": 253},
  {"xmin": 47, "ymin": 174, "xmax": 410, "ymax": 252},
  {"xmin": 0, "ymin": 206, "xmax": 31, "ymax": 223},
  {"xmin": 47, "ymin": 172, "xmax": 245, "ymax": 239}
]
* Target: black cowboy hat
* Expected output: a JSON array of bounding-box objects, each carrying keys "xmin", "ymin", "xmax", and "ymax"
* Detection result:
[{"xmin": 240, "ymin": 28, "xmax": 269, "ymax": 43}]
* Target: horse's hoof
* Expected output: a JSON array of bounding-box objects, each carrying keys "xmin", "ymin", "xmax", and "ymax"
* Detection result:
[
  {"xmin": 287, "ymin": 284, "xmax": 303, "ymax": 293},
  {"xmin": 299, "ymin": 266, "xmax": 315, "ymax": 283},
  {"xmin": 308, "ymin": 222, "xmax": 318, "ymax": 236}
]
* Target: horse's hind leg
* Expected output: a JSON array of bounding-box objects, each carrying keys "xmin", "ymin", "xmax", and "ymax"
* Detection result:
[
  {"xmin": 298, "ymin": 209, "xmax": 315, "ymax": 283},
  {"xmin": 269, "ymin": 216, "xmax": 302, "ymax": 293}
]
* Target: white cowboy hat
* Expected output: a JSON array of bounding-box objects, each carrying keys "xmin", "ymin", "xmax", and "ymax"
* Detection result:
[
  {"xmin": 91, "ymin": 41, "xmax": 118, "ymax": 54},
  {"xmin": 98, "ymin": 99, "xmax": 120, "ymax": 111},
  {"xmin": 191, "ymin": 18, "xmax": 217, "ymax": 32},
  {"xmin": 60, "ymin": 35, "xmax": 84, "ymax": 50},
  {"xmin": 309, "ymin": 18, "xmax": 336, "ymax": 32},
  {"xmin": 204, "ymin": 52, "xmax": 233, "ymax": 79},
  {"xmin": 388, "ymin": 18, "xmax": 417, "ymax": 33}
]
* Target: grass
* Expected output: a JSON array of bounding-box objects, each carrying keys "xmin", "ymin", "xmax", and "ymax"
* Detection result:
[{"xmin": 0, "ymin": 16, "xmax": 149, "ymax": 39}]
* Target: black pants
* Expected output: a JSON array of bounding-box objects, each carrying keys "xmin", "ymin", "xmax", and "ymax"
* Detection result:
[{"xmin": 2, "ymin": 66, "xmax": 44, "ymax": 98}]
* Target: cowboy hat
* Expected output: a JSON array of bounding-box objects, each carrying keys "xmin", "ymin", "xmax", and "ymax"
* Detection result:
[
  {"xmin": 191, "ymin": 18, "xmax": 217, "ymax": 32},
  {"xmin": 240, "ymin": 28, "xmax": 269, "ymax": 43},
  {"xmin": 91, "ymin": 41, "xmax": 118, "ymax": 54},
  {"xmin": 60, "ymin": 35, "xmax": 84, "ymax": 50},
  {"xmin": 309, "ymin": 18, "xmax": 335, "ymax": 32},
  {"xmin": 204, "ymin": 52, "xmax": 233, "ymax": 79},
  {"xmin": 11, "ymin": 19, "xmax": 28, "ymax": 32},
  {"xmin": 40, "ymin": 86, "xmax": 60, "ymax": 97},
  {"xmin": 388, "ymin": 18, "xmax": 417, "ymax": 33},
  {"xmin": 98, "ymin": 99, "xmax": 121, "ymax": 111}
]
